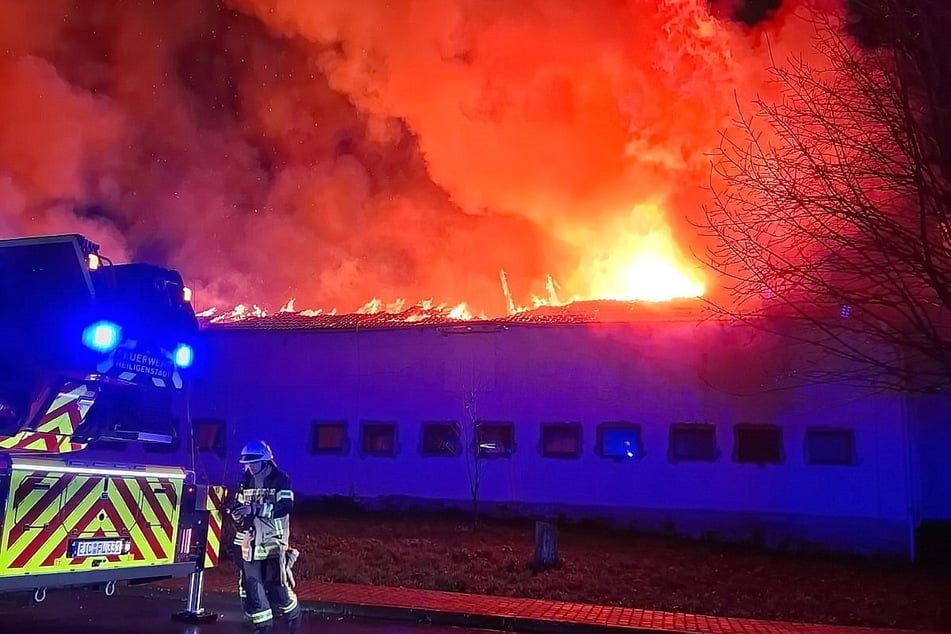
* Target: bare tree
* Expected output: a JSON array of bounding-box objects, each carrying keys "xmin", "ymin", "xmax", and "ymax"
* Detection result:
[
  {"xmin": 701, "ymin": 3, "xmax": 951, "ymax": 394},
  {"xmin": 459, "ymin": 385, "xmax": 487, "ymax": 526},
  {"xmin": 454, "ymin": 347, "xmax": 507, "ymax": 527}
]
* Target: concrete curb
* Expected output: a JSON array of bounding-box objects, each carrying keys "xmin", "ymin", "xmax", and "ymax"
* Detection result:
[{"xmin": 300, "ymin": 599, "xmax": 694, "ymax": 634}]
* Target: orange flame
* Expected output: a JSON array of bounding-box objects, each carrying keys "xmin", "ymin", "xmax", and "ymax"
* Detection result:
[
  {"xmin": 200, "ymin": 202, "xmax": 704, "ymax": 324},
  {"xmin": 0, "ymin": 0, "xmax": 832, "ymax": 328},
  {"xmin": 571, "ymin": 203, "xmax": 705, "ymax": 303}
]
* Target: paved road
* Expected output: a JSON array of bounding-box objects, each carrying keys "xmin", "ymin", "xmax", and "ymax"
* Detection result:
[{"xmin": 0, "ymin": 586, "xmax": 494, "ymax": 634}]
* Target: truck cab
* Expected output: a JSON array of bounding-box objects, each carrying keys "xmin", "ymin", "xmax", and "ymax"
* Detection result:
[
  {"xmin": 0, "ymin": 233, "xmax": 223, "ymax": 601},
  {"xmin": 0, "ymin": 233, "xmax": 197, "ymax": 448}
]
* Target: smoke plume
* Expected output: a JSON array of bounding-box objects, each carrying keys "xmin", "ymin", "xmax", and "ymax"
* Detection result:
[{"xmin": 0, "ymin": 0, "xmax": 842, "ymax": 316}]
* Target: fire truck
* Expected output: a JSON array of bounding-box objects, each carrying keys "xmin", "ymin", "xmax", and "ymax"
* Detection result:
[{"xmin": 0, "ymin": 233, "xmax": 224, "ymax": 620}]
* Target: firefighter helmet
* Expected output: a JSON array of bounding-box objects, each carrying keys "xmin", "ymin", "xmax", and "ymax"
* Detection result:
[{"xmin": 239, "ymin": 440, "xmax": 274, "ymax": 464}]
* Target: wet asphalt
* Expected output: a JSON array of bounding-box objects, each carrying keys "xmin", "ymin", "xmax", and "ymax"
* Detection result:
[{"xmin": 0, "ymin": 586, "xmax": 495, "ymax": 634}]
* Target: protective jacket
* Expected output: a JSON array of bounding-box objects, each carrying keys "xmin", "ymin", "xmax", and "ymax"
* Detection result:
[{"xmin": 231, "ymin": 464, "xmax": 294, "ymax": 562}]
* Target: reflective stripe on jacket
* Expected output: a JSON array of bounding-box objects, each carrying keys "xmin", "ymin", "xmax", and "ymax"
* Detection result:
[{"xmin": 231, "ymin": 465, "xmax": 294, "ymax": 561}]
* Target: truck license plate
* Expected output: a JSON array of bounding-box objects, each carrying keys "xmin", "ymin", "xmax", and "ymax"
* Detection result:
[{"xmin": 69, "ymin": 538, "xmax": 129, "ymax": 558}]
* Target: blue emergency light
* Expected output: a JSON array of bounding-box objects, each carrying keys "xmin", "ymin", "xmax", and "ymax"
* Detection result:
[
  {"xmin": 82, "ymin": 321, "xmax": 122, "ymax": 353},
  {"xmin": 173, "ymin": 343, "xmax": 194, "ymax": 368}
]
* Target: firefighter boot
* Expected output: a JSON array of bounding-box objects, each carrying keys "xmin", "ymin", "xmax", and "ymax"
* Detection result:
[
  {"xmin": 281, "ymin": 593, "xmax": 301, "ymax": 633},
  {"xmin": 287, "ymin": 613, "xmax": 301, "ymax": 634},
  {"xmin": 250, "ymin": 613, "xmax": 274, "ymax": 633}
]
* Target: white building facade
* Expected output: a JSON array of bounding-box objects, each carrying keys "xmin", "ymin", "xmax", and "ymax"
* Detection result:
[{"xmin": 151, "ymin": 316, "xmax": 949, "ymax": 561}]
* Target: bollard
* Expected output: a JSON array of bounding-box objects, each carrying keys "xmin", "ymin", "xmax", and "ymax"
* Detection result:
[
  {"xmin": 532, "ymin": 520, "xmax": 559, "ymax": 571},
  {"xmin": 172, "ymin": 570, "xmax": 219, "ymax": 624}
]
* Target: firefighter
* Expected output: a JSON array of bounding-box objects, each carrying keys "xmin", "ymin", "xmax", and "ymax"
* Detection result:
[{"xmin": 229, "ymin": 440, "xmax": 300, "ymax": 633}]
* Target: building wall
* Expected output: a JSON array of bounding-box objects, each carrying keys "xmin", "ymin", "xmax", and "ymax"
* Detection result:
[
  {"xmin": 906, "ymin": 394, "xmax": 951, "ymax": 521},
  {"xmin": 167, "ymin": 320, "xmax": 914, "ymax": 558}
]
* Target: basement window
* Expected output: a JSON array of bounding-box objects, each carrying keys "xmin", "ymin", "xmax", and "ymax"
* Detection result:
[
  {"xmin": 361, "ymin": 421, "xmax": 398, "ymax": 457},
  {"xmin": 476, "ymin": 422, "xmax": 515, "ymax": 458},
  {"xmin": 421, "ymin": 422, "xmax": 461, "ymax": 457},
  {"xmin": 310, "ymin": 421, "xmax": 348, "ymax": 455},
  {"xmin": 805, "ymin": 428, "xmax": 855, "ymax": 466},
  {"xmin": 669, "ymin": 423, "xmax": 717, "ymax": 462},
  {"xmin": 597, "ymin": 422, "xmax": 643, "ymax": 460},
  {"xmin": 193, "ymin": 419, "xmax": 226, "ymax": 457},
  {"xmin": 540, "ymin": 423, "xmax": 582, "ymax": 458},
  {"xmin": 734, "ymin": 424, "xmax": 782, "ymax": 465}
]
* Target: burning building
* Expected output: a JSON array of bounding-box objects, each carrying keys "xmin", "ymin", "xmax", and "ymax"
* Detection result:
[
  {"xmin": 137, "ymin": 301, "xmax": 943, "ymax": 561},
  {"xmin": 3, "ymin": 1, "xmax": 950, "ymax": 560}
]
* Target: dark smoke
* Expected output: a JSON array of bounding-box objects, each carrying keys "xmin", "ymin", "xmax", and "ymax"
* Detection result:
[
  {"xmin": 707, "ymin": 0, "xmax": 784, "ymax": 26},
  {"xmin": 0, "ymin": 0, "xmax": 840, "ymax": 316}
]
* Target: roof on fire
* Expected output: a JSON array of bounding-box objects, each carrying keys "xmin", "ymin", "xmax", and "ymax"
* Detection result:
[{"xmin": 199, "ymin": 299, "xmax": 710, "ymax": 332}]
